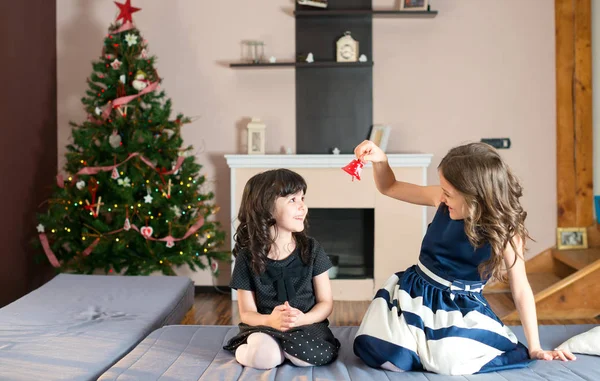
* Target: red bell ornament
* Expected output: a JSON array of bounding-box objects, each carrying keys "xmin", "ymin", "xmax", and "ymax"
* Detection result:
[{"xmin": 342, "ymin": 159, "xmax": 364, "ymax": 181}]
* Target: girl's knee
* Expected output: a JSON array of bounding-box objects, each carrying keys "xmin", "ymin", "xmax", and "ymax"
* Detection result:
[{"xmin": 237, "ymin": 332, "xmax": 284, "ymax": 369}]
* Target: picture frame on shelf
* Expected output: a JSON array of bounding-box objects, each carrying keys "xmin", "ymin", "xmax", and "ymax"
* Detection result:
[
  {"xmin": 399, "ymin": 0, "xmax": 429, "ymax": 11},
  {"xmin": 369, "ymin": 125, "xmax": 391, "ymax": 152},
  {"xmin": 556, "ymin": 227, "xmax": 588, "ymax": 250}
]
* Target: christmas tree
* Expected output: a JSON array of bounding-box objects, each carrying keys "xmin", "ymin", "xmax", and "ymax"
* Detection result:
[{"xmin": 35, "ymin": 0, "xmax": 227, "ymax": 276}]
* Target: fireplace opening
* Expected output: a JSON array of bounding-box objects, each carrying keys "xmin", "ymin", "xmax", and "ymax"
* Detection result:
[{"xmin": 306, "ymin": 208, "xmax": 374, "ymax": 279}]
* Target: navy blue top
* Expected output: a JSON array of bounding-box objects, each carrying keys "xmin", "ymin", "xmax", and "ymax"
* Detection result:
[{"xmin": 418, "ymin": 203, "xmax": 492, "ymax": 282}]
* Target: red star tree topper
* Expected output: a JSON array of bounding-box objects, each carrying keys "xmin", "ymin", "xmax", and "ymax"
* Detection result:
[{"xmin": 114, "ymin": 0, "xmax": 141, "ymax": 24}]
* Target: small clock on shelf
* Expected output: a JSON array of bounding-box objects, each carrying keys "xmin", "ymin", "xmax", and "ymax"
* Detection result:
[{"xmin": 336, "ymin": 31, "xmax": 359, "ymax": 62}]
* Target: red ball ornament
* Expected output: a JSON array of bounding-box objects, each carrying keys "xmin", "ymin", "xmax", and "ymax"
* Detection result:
[{"xmin": 342, "ymin": 159, "xmax": 364, "ymax": 181}]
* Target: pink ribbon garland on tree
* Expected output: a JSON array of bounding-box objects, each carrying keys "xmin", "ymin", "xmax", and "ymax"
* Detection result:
[
  {"xmin": 129, "ymin": 216, "xmax": 205, "ymax": 244},
  {"xmin": 114, "ymin": 20, "xmax": 134, "ymax": 34},
  {"xmin": 82, "ymin": 238, "xmax": 101, "ymax": 256},
  {"xmin": 56, "ymin": 154, "xmax": 184, "ymax": 188},
  {"xmin": 38, "ymin": 216, "xmax": 205, "ymax": 268},
  {"xmin": 99, "ymin": 81, "xmax": 159, "ymax": 121},
  {"xmin": 38, "ymin": 233, "xmax": 60, "ymax": 267}
]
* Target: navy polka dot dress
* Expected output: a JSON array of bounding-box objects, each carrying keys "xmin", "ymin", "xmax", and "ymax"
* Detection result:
[{"xmin": 223, "ymin": 237, "xmax": 340, "ymax": 366}]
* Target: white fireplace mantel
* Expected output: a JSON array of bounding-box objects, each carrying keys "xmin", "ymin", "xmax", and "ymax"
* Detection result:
[
  {"xmin": 224, "ymin": 154, "xmax": 433, "ymax": 169},
  {"xmin": 225, "ymin": 153, "xmax": 434, "ymax": 300}
]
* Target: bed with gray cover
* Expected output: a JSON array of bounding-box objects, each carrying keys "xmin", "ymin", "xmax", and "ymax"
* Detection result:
[
  {"xmin": 100, "ymin": 324, "xmax": 599, "ymax": 381},
  {"xmin": 0, "ymin": 274, "xmax": 194, "ymax": 381}
]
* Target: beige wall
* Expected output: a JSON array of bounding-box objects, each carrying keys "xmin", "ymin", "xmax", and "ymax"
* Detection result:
[{"xmin": 57, "ymin": 0, "xmax": 556, "ymax": 285}]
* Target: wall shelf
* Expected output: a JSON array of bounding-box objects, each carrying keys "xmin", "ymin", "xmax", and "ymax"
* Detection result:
[
  {"xmin": 229, "ymin": 61, "xmax": 373, "ymax": 69},
  {"xmin": 229, "ymin": 62, "xmax": 295, "ymax": 68},
  {"xmin": 294, "ymin": 9, "xmax": 438, "ymax": 18}
]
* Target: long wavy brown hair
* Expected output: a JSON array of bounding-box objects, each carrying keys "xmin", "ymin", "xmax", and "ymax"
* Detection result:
[
  {"xmin": 232, "ymin": 169, "xmax": 310, "ymax": 275},
  {"xmin": 438, "ymin": 142, "xmax": 532, "ymax": 282}
]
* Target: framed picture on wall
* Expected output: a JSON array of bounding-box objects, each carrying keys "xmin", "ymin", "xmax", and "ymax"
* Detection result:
[
  {"xmin": 369, "ymin": 125, "xmax": 391, "ymax": 152},
  {"xmin": 399, "ymin": 0, "xmax": 428, "ymax": 11}
]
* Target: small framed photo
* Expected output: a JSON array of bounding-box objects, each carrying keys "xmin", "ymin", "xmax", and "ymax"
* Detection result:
[
  {"xmin": 556, "ymin": 227, "xmax": 588, "ymax": 250},
  {"xmin": 399, "ymin": 0, "xmax": 428, "ymax": 11},
  {"xmin": 369, "ymin": 124, "xmax": 391, "ymax": 152}
]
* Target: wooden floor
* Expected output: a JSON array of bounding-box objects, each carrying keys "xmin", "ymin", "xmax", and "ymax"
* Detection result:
[{"xmin": 192, "ymin": 292, "xmax": 600, "ymax": 326}]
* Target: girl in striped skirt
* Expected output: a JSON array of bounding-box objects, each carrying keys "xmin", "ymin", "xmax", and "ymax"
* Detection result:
[{"xmin": 352, "ymin": 141, "xmax": 576, "ymax": 375}]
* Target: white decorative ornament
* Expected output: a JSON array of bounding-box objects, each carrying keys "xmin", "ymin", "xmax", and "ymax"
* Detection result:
[
  {"xmin": 163, "ymin": 129, "xmax": 175, "ymax": 139},
  {"xmin": 110, "ymin": 59, "xmax": 122, "ymax": 70},
  {"xmin": 124, "ymin": 33, "xmax": 138, "ymax": 46},
  {"xmin": 144, "ymin": 194, "xmax": 153, "ymax": 204},
  {"xmin": 117, "ymin": 177, "xmax": 131, "ymax": 187},
  {"xmin": 119, "ymin": 75, "xmax": 126, "ymax": 83},
  {"xmin": 109, "ymin": 131, "xmax": 122, "ymax": 149},
  {"xmin": 165, "ymin": 237, "xmax": 175, "ymax": 248},
  {"xmin": 140, "ymin": 48, "xmax": 148, "ymax": 59},
  {"xmin": 269, "ymin": 56, "xmax": 277, "ymax": 63},
  {"xmin": 36, "ymin": 224, "xmax": 45, "ymax": 233},
  {"xmin": 111, "ymin": 168, "xmax": 120, "ymax": 180},
  {"xmin": 123, "ymin": 218, "xmax": 131, "ymax": 231},
  {"xmin": 94, "ymin": 107, "xmax": 102, "ymax": 115},
  {"xmin": 332, "ymin": 147, "xmax": 340, "ymax": 155},
  {"xmin": 76, "ymin": 180, "xmax": 86, "ymax": 190},
  {"xmin": 171, "ymin": 205, "xmax": 182, "ymax": 218},
  {"xmin": 359, "ymin": 54, "xmax": 367, "ymax": 62},
  {"xmin": 305, "ymin": 52, "xmax": 314, "ymax": 63},
  {"xmin": 132, "ymin": 72, "xmax": 148, "ymax": 91}
]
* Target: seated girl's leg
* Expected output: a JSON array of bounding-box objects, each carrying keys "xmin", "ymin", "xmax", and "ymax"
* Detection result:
[{"xmin": 235, "ymin": 332, "xmax": 284, "ymax": 369}]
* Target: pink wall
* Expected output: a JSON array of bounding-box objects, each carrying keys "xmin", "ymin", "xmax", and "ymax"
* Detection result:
[{"xmin": 57, "ymin": 0, "xmax": 555, "ymax": 285}]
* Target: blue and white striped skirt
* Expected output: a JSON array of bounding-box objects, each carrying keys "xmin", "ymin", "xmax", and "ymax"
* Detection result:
[{"xmin": 353, "ymin": 263, "xmax": 531, "ymax": 375}]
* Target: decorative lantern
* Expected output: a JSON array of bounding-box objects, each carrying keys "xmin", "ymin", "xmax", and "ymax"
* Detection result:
[
  {"xmin": 247, "ymin": 118, "xmax": 266, "ymax": 154},
  {"xmin": 242, "ymin": 40, "xmax": 265, "ymax": 64}
]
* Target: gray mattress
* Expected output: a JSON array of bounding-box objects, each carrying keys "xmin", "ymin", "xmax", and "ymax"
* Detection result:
[
  {"xmin": 0, "ymin": 274, "xmax": 194, "ymax": 381},
  {"xmin": 100, "ymin": 324, "xmax": 600, "ymax": 381}
]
